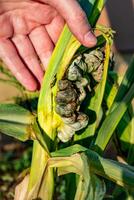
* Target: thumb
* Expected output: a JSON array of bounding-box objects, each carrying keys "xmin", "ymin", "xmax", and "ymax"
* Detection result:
[{"xmin": 45, "ymin": 0, "xmax": 97, "ymax": 47}]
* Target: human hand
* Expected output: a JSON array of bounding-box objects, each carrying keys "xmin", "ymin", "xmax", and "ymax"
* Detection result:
[{"xmin": 0, "ymin": 0, "xmax": 97, "ymax": 91}]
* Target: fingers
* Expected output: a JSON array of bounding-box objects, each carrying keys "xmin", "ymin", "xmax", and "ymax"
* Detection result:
[
  {"xmin": 46, "ymin": 0, "xmax": 97, "ymax": 47},
  {"xmin": 46, "ymin": 15, "xmax": 65, "ymax": 44},
  {"xmin": 26, "ymin": 3, "xmax": 57, "ymax": 25},
  {"xmin": 0, "ymin": 38, "xmax": 38, "ymax": 91},
  {"xmin": 12, "ymin": 34, "xmax": 44, "ymax": 84},
  {"xmin": 29, "ymin": 26, "xmax": 54, "ymax": 70}
]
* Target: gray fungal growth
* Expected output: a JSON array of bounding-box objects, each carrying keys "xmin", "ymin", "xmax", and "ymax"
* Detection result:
[
  {"xmin": 69, "ymin": 112, "xmax": 89, "ymax": 131},
  {"xmin": 55, "ymin": 48, "xmax": 104, "ymax": 142},
  {"xmin": 55, "ymin": 102, "xmax": 77, "ymax": 117},
  {"xmin": 55, "ymin": 88, "xmax": 78, "ymax": 104}
]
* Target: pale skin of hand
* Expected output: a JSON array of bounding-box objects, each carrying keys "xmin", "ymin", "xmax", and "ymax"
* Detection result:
[{"xmin": 0, "ymin": 0, "xmax": 97, "ymax": 91}]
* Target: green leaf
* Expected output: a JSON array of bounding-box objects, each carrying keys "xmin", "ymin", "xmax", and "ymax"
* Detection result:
[
  {"xmin": 78, "ymin": 0, "xmax": 96, "ymax": 20},
  {"xmin": 51, "ymin": 144, "xmax": 87, "ymax": 157},
  {"xmin": 85, "ymin": 150, "xmax": 134, "ymax": 190},
  {"xmin": 94, "ymin": 57, "xmax": 134, "ymax": 152},
  {"xmin": 65, "ymin": 173, "xmax": 77, "ymax": 200},
  {"xmin": 116, "ymin": 108, "xmax": 133, "ymax": 152},
  {"xmin": 74, "ymin": 153, "xmax": 106, "ymax": 200},
  {"xmin": 77, "ymin": 35, "xmax": 106, "ymax": 55},
  {"xmin": 127, "ymin": 108, "xmax": 134, "ymax": 165},
  {"xmin": 88, "ymin": 0, "xmax": 107, "ymax": 27},
  {"xmin": 32, "ymin": 120, "xmax": 50, "ymax": 154},
  {"xmin": 0, "ymin": 121, "xmax": 32, "ymax": 141},
  {"xmin": 86, "ymin": 175, "xmax": 106, "ymax": 200},
  {"xmin": 52, "ymin": 146, "xmax": 134, "ymax": 190},
  {"xmin": 0, "ymin": 103, "xmax": 35, "ymax": 141},
  {"xmin": 0, "ymin": 104, "xmax": 34, "ymax": 124},
  {"xmin": 104, "ymin": 78, "xmax": 119, "ymax": 110},
  {"xmin": 94, "ymin": 83, "xmax": 134, "ymax": 153},
  {"xmin": 112, "ymin": 185, "xmax": 133, "ymax": 200},
  {"xmin": 48, "ymin": 153, "xmax": 106, "ymax": 200},
  {"xmin": 110, "ymin": 56, "xmax": 134, "ymax": 112}
]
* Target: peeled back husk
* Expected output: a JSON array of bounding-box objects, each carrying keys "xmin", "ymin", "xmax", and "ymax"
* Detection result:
[{"xmin": 38, "ymin": 26, "xmax": 114, "ymax": 143}]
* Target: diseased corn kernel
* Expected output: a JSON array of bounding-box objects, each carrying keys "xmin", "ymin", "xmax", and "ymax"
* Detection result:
[
  {"xmin": 55, "ymin": 88, "xmax": 77, "ymax": 104},
  {"xmin": 55, "ymin": 102, "xmax": 77, "ymax": 117},
  {"xmin": 55, "ymin": 48, "xmax": 105, "ymax": 142}
]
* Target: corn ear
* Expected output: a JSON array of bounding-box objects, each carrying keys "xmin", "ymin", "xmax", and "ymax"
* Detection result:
[{"xmin": 38, "ymin": 0, "xmax": 107, "ymax": 142}]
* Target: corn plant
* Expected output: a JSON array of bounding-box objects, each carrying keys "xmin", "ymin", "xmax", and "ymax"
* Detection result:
[{"xmin": 0, "ymin": 0, "xmax": 134, "ymax": 199}]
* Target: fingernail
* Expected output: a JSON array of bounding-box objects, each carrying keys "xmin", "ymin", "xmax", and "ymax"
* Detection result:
[
  {"xmin": 84, "ymin": 31, "xmax": 97, "ymax": 46},
  {"xmin": 41, "ymin": 51, "xmax": 52, "ymax": 70}
]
